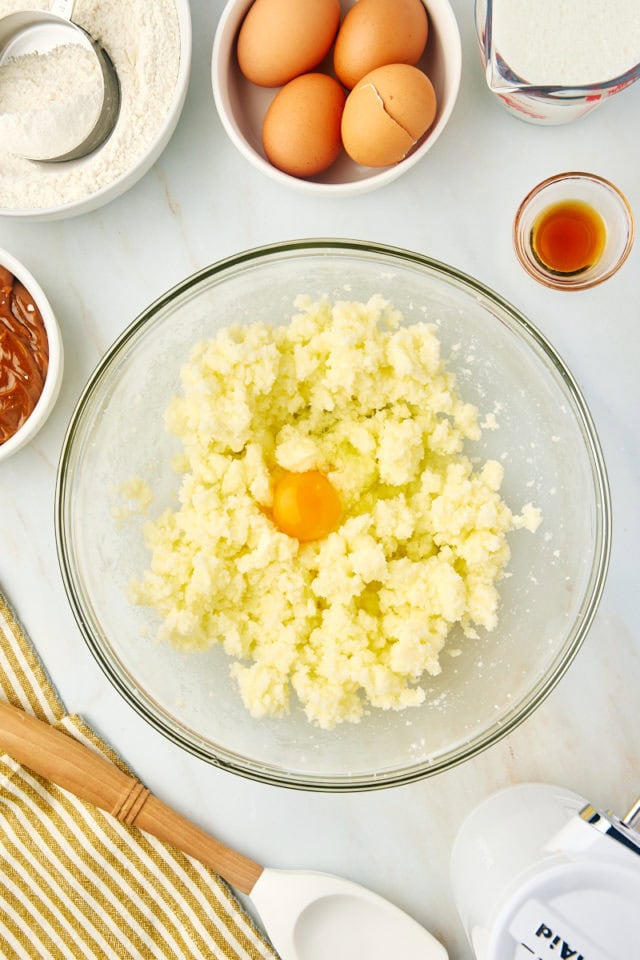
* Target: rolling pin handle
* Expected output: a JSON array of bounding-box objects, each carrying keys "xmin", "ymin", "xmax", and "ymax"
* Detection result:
[{"xmin": 112, "ymin": 780, "xmax": 151, "ymax": 825}]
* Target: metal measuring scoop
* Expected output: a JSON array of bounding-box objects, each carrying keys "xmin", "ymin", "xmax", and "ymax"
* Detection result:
[{"xmin": 0, "ymin": 0, "xmax": 120, "ymax": 162}]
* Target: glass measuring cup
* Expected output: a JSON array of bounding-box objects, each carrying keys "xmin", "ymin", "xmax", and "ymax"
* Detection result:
[{"xmin": 475, "ymin": 0, "xmax": 640, "ymax": 124}]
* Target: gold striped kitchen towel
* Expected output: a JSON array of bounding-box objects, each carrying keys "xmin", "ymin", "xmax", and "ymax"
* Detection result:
[{"xmin": 0, "ymin": 592, "xmax": 279, "ymax": 960}]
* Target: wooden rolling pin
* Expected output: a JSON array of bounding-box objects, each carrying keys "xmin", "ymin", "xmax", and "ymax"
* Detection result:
[{"xmin": 0, "ymin": 700, "xmax": 264, "ymax": 894}]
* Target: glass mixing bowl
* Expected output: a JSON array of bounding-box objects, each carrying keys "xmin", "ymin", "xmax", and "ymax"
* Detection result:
[{"xmin": 56, "ymin": 240, "xmax": 610, "ymax": 791}]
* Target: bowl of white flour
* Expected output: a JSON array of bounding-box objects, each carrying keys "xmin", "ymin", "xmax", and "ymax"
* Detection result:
[{"xmin": 0, "ymin": 0, "xmax": 191, "ymax": 219}]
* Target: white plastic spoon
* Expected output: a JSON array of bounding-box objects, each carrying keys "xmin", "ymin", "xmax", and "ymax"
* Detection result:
[{"xmin": 0, "ymin": 700, "xmax": 447, "ymax": 960}]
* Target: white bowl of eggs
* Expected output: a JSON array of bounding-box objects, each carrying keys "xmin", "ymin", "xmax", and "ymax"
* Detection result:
[{"xmin": 212, "ymin": 0, "xmax": 462, "ymax": 194}]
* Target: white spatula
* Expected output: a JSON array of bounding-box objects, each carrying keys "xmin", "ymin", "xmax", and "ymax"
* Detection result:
[{"xmin": 0, "ymin": 700, "xmax": 447, "ymax": 959}]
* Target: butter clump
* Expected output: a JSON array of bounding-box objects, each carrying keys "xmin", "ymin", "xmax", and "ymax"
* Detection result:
[{"xmin": 130, "ymin": 296, "xmax": 539, "ymax": 729}]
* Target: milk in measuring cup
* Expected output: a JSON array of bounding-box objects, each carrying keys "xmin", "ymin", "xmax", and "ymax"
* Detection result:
[{"xmin": 477, "ymin": 0, "xmax": 640, "ymax": 123}]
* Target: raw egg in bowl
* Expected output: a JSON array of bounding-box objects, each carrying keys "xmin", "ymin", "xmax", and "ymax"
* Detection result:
[
  {"xmin": 56, "ymin": 240, "xmax": 609, "ymax": 790},
  {"xmin": 211, "ymin": 0, "xmax": 462, "ymax": 194}
]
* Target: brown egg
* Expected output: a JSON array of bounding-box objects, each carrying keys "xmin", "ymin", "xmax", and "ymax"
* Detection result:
[
  {"xmin": 334, "ymin": 0, "xmax": 429, "ymax": 90},
  {"xmin": 262, "ymin": 73, "xmax": 346, "ymax": 178},
  {"xmin": 237, "ymin": 0, "xmax": 341, "ymax": 88},
  {"xmin": 341, "ymin": 64, "xmax": 437, "ymax": 168}
]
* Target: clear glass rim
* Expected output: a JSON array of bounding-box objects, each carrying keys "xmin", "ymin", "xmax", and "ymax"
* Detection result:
[
  {"xmin": 55, "ymin": 238, "xmax": 612, "ymax": 792},
  {"xmin": 478, "ymin": 1, "xmax": 640, "ymax": 97},
  {"xmin": 512, "ymin": 171, "xmax": 635, "ymax": 290}
]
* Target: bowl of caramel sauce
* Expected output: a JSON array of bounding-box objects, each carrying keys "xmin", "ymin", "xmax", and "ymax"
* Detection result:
[{"xmin": 0, "ymin": 248, "xmax": 63, "ymax": 460}]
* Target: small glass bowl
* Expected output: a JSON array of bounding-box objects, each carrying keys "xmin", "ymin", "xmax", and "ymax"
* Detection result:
[{"xmin": 513, "ymin": 172, "xmax": 635, "ymax": 290}]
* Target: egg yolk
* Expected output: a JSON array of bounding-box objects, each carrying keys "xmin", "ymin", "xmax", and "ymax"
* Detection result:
[{"xmin": 272, "ymin": 470, "xmax": 341, "ymax": 542}]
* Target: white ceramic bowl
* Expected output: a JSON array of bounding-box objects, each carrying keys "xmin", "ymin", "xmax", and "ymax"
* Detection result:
[
  {"xmin": 0, "ymin": 0, "xmax": 192, "ymax": 221},
  {"xmin": 212, "ymin": 0, "xmax": 462, "ymax": 195},
  {"xmin": 0, "ymin": 247, "xmax": 63, "ymax": 460}
]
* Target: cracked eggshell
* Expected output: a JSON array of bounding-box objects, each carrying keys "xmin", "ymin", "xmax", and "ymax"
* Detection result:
[{"xmin": 341, "ymin": 63, "xmax": 437, "ymax": 168}]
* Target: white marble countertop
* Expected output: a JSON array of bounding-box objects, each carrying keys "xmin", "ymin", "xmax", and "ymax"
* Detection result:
[{"xmin": 1, "ymin": 1, "xmax": 640, "ymax": 957}]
